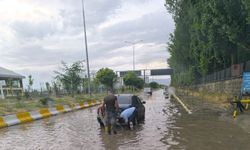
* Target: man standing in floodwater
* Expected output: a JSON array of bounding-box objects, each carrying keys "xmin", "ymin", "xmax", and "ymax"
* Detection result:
[{"xmin": 102, "ymin": 90, "xmax": 119, "ymax": 135}]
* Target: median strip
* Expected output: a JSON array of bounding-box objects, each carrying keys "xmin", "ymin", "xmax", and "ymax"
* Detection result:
[{"xmin": 0, "ymin": 100, "xmax": 101, "ymax": 129}]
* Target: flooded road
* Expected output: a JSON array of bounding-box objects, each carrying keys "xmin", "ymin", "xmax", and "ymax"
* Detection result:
[{"xmin": 0, "ymin": 90, "xmax": 250, "ymax": 150}]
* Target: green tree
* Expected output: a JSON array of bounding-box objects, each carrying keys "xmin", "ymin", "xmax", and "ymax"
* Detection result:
[
  {"xmin": 28, "ymin": 75, "xmax": 34, "ymax": 92},
  {"xmin": 149, "ymin": 82, "xmax": 159, "ymax": 89},
  {"xmin": 96, "ymin": 68, "xmax": 116, "ymax": 89},
  {"xmin": 55, "ymin": 61, "xmax": 84, "ymax": 96},
  {"xmin": 165, "ymin": 0, "xmax": 250, "ymax": 86},
  {"xmin": 123, "ymin": 72, "xmax": 144, "ymax": 89},
  {"xmin": 52, "ymin": 81, "xmax": 60, "ymax": 97},
  {"xmin": 91, "ymin": 78, "xmax": 100, "ymax": 93},
  {"xmin": 45, "ymin": 82, "xmax": 52, "ymax": 95},
  {"xmin": 135, "ymin": 78, "xmax": 144, "ymax": 89}
]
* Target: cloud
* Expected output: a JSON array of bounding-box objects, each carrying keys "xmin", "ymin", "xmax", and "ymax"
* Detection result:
[
  {"xmin": 0, "ymin": 0, "xmax": 174, "ymax": 89},
  {"xmin": 11, "ymin": 21, "xmax": 57, "ymax": 39},
  {"xmin": 85, "ymin": 4, "xmax": 174, "ymax": 69},
  {"xmin": 99, "ymin": 11, "xmax": 173, "ymax": 43}
]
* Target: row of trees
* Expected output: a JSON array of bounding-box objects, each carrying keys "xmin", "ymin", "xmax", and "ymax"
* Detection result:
[
  {"xmin": 165, "ymin": 0, "xmax": 250, "ymax": 85},
  {"xmin": 23, "ymin": 61, "xmax": 161, "ymax": 98},
  {"xmin": 52, "ymin": 62, "xmax": 146, "ymax": 96},
  {"xmin": 95, "ymin": 68, "xmax": 144, "ymax": 89}
]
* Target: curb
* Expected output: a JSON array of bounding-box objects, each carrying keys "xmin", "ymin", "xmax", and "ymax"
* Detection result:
[{"xmin": 0, "ymin": 100, "xmax": 101, "ymax": 128}]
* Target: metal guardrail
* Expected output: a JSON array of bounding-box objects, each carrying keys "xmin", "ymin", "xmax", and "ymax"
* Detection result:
[{"xmin": 194, "ymin": 60, "xmax": 250, "ymax": 85}]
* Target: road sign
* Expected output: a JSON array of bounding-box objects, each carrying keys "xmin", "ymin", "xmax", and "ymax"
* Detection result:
[
  {"xmin": 150, "ymin": 69, "xmax": 173, "ymax": 76},
  {"xmin": 241, "ymin": 72, "xmax": 250, "ymax": 95},
  {"xmin": 119, "ymin": 70, "xmax": 141, "ymax": 77}
]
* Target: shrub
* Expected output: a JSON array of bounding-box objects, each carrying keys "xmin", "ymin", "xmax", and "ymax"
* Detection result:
[
  {"xmin": 16, "ymin": 101, "xmax": 24, "ymax": 108},
  {"xmin": 24, "ymin": 90, "xmax": 30, "ymax": 99},
  {"xmin": 16, "ymin": 91, "xmax": 22, "ymax": 101},
  {"xmin": 149, "ymin": 82, "xmax": 159, "ymax": 89},
  {"xmin": 40, "ymin": 97, "xmax": 54, "ymax": 106}
]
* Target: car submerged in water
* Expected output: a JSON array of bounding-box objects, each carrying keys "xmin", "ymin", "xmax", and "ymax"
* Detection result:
[
  {"xmin": 163, "ymin": 86, "xmax": 169, "ymax": 98},
  {"xmin": 144, "ymin": 87, "xmax": 152, "ymax": 95},
  {"xmin": 97, "ymin": 94, "xmax": 146, "ymax": 129}
]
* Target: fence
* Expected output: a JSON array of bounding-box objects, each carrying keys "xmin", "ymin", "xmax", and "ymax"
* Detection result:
[{"xmin": 194, "ymin": 60, "xmax": 250, "ymax": 85}]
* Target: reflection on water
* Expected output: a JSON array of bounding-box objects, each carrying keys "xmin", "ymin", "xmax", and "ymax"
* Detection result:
[
  {"xmin": 168, "ymin": 107, "xmax": 250, "ymax": 150},
  {"xmin": 0, "ymin": 90, "xmax": 249, "ymax": 150}
]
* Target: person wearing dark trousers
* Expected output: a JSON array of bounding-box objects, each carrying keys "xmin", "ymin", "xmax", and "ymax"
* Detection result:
[
  {"xmin": 236, "ymin": 101, "xmax": 245, "ymax": 112},
  {"xmin": 102, "ymin": 90, "xmax": 119, "ymax": 135}
]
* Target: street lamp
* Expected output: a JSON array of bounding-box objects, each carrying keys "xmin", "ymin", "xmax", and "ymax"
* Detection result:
[
  {"xmin": 124, "ymin": 40, "xmax": 143, "ymax": 71},
  {"xmin": 81, "ymin": 0, "xmax": 91, "ymax": 97}
]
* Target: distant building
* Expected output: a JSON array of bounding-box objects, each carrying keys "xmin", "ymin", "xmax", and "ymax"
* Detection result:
[{"xmin": 0, "ymin": 67, "xmax": 25, "ymax": 97}]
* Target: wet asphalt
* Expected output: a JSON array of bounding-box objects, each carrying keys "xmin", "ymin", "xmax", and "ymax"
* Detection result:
[{"xmin": 0, "ymin": 90, "xmax": 249, "ymax": 150}]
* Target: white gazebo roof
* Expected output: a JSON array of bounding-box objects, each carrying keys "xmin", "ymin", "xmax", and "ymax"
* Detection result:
[{"xmin": 0, "ymin": 67, "xmax": 25, "ymax": 79}]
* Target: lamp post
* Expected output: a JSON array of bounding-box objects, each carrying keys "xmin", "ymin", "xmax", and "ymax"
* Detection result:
[
  {"xmin": 125, "ymin": 40, "xmax": 143, "ymax": 71},
  {"xmin": 81, "ymin": 0, "xmax": 91, "ymax": 97}
]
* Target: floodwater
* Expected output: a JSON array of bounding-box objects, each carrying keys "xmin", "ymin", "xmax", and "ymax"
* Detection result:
[{"xmin": 0, "ymin": 90, "xmax": 249, "ymax": 150}]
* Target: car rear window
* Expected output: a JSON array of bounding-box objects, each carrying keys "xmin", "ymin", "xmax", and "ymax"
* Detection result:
[{"xmin": 117, "ymin": 96, "xmax": 132, "ymax": 104}]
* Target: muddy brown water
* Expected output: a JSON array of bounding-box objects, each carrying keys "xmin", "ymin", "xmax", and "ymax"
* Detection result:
[{"xmin": 0, "ymin": 90, "xmax": 249, "ymax": 150}]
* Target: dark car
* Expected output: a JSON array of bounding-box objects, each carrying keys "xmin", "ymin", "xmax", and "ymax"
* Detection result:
[
  {"xmin": 117, "ymin": 94, "xmax": 146, "ymax": 125},
  {"xmin": 144, "ymin": 87, "xmax": 152, "ymax": 95},
  {"xmin": 163, "ymin": 86, "xmax": 169, "ymax": 98},
  {"xmin": 97, "ymin": 94, "xmax": 146, "ymax": 129}
]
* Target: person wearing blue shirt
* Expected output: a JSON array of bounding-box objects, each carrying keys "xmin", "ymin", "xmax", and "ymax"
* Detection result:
[{"xmin": 120, "ymin": 107, "xmax": 136, "ymax": 123}]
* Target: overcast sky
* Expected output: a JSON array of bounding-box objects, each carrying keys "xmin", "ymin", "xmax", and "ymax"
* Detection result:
[{"xmin": 0, "ymin": 0, "xmax": 174, "ymax": 88}]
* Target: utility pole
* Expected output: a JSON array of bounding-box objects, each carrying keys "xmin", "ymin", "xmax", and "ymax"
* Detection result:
[
  {"xmin": 132, "ymin": 45, "xmax": 135, "ymax": 71},
  {"xmin": 125, "ymin": 40, "xmax": 143, "ymax": 71},
  {"xmin": 81, "ymin": 0, "xmax": 91, "ymax": 97},
  {"xmin": 143, "ymin": 69, "xmax": 146, "ymax": 83}
]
